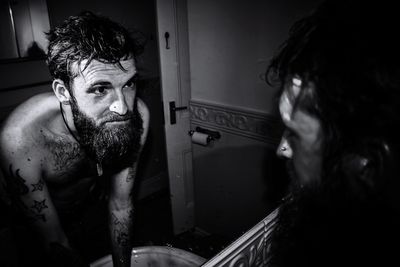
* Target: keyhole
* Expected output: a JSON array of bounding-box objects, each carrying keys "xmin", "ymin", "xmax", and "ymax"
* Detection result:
[{"xmin": 164, "ymin": 32, "xmax": 170, "ymax": 49}]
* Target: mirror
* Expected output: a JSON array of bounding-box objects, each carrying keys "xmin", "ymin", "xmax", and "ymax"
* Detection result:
[
  {"xmin": 0, "ymin": 0, "xmax": 322, "ymax": 266},
  {"xmin": 0, "ymin": 0, "xmax": 50, "ymax": 60}
]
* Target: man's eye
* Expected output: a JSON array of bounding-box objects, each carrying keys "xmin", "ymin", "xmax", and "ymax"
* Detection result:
[
  {"xmin": 124, "ymin": 80, "xmax": 136, "ymax": 89},
  {"xmin": 94, "ymin": 86, "xmax": 108, "ymax": 95}
]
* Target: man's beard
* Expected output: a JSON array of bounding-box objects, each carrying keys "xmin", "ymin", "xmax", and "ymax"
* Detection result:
[
  {"xmin": 284, "ymin": 159, "xmax": 305, "ymax": 194},
  {"xmin": 267, "ymin": 159, "xmax": 373, "ymax": 267},
  {"xmin": 284, "ymin": 158, "xmax": 322, "ymax": 195},
  {"xmin": 70, "ymin": 98, "xmax": 143, "ymax": 170}
]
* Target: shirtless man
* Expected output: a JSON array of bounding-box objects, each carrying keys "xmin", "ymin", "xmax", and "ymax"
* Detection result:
[{"xmin": 0, "ymin": 11, "xmax": 149, "ymax": 267}]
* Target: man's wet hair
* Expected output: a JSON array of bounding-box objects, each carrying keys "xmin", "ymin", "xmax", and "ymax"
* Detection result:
[
  {"xmin": 46, "ymin": 11, "xmax": 145, "ymax": 87},
  {"xmin": 266, "ymin": 0, "xmax": 400, "ymax": 193}
]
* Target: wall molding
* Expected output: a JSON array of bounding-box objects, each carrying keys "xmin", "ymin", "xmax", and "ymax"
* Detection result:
[
  {"xmin": 190, "ymin": 100, "xmax": 282, "ymax": 145},
  {"xmin": 202, "ymin": 209, "xmax": 278, "ymax": 267}
]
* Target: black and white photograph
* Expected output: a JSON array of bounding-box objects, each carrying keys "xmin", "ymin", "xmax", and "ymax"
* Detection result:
[{"xmin": 1, "ymin": 0, "xmax": 398, "ymax": 266}]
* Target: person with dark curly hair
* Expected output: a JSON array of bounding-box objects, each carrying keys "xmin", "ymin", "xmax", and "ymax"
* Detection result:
[
  {"xmin": 265, "ymin": 0, "xmax": 400, "ymax": 266},
  {"xmin": 0, "ymin": 11, "xmax": 149, "ymax": 267}
]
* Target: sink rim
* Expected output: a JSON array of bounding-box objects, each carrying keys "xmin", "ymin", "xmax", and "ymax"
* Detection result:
[{"xmin": 90, "ymin": 245, "xmax": 207, "ymax": 266}]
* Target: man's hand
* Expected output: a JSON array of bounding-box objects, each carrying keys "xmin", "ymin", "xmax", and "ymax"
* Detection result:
[{"xmin": 46, "ymin": 242, "xmax": 89, "ymax": 267}]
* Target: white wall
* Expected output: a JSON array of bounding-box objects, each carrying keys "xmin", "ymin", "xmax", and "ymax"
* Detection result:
[
  {"xmin": 188, "ymin": 0, "xmax": 320, "ymax": 114},
  {"xmin": 188, "ymin": 0, "xmax": 321, "ymax": 239}
]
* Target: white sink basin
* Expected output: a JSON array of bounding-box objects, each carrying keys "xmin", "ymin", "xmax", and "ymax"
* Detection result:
[{"xmin": 90, "ymin": 246, "xmax": 206, "ymax": 267}]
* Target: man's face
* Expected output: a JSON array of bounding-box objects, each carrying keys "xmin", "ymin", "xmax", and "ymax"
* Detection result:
[
  {"xmin": 68, "ymin": 58, "xmax": 143, "ymax": 167},
  {"xmin": 276, "ymin": 77, "xmax": 324, "ymax": 187}
]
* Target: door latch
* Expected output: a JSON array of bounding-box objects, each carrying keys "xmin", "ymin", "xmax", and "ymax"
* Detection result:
[{"xmin": 169, "ymin": 101, "xmax": 187, "ymax": 125}]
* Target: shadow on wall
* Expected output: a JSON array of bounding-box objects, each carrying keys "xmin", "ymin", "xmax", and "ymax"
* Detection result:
[
  {"xmin": 133, "ymin": 77, "xmax": 169, "ymax": 200},
  {"xmin": 193, "ymin": 143, "xmax": 289, "ymax": 240},
  {"xmin": 26, "ymin": 42, "xmax": 46, "ymax": 59},
  {"xmin": 262, "ymin": 147, "xmax": 290, "ymax": 208}
]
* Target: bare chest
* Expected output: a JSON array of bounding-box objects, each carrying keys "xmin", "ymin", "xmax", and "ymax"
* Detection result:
[
  {"xmin": 41, "ymin": 134, "xmax": 97, "ymax": 183},
  {"xmin": 39, "ymin": 134, "xmax": 103, "ymax": 210}
]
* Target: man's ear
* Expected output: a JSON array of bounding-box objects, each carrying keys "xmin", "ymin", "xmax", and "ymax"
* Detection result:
[{"xmin": 52, "ymin": 79, "xmax": 71, "ymax": 104}]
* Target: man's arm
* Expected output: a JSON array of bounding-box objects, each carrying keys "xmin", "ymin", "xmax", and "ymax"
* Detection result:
[
  {"xmin": 108, "ymin": 99, "xmax": 150, "ymax": 267},
  {"xmin": 0, "ymin": 157, "xmax": 70, "ymax": 251},
  {"xmin": 108, "ymin": 166, "xmax": 137, "ymax": 267},
  {"xmin": 0, "ymin": 105, "xmax": 89, "ymax": 266}
]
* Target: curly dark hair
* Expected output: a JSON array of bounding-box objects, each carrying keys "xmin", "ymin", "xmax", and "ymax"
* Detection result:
[
  {"xmin": 267, "ymin": 0, "xmax": 400, "ymax": 193},
  {"xmin": 46, "ymin": 11, "xmax": 145, "ymax": 89}
]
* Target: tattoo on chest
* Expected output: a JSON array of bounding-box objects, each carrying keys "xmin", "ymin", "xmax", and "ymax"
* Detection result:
[{"xmin": 47, "ymin": 136, "xmax": 82, "ymax": 172}]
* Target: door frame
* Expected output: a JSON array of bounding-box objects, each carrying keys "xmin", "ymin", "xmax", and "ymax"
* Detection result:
[{"xmin": 155, "ymin": 0, "xmax": 195, "ymax": 235}]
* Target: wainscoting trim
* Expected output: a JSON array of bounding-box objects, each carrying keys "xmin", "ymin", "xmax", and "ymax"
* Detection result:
[
  {"xmin": 190, "ymin": 100, "xmax": 282, "ymax": 145},
  {"xmin": 202, "ymin": 208, "xmax": 278, "ymax": 267}
]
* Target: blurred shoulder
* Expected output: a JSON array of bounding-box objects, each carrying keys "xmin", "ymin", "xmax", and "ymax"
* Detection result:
[
  {"xmin": 137, "ymin": 98, "xmax": 150, "ymax": 125},
  {"xmin": 136, "ymin": 98, "xmax": 150, "ymax": 145}
]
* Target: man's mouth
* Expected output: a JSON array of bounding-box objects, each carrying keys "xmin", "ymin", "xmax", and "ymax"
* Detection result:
[
  {"xmin": 101, "ymin": 115, "xmax": 132, "ymax": 125},
  {"xmin": 106, "ymin": 118, "xmax": 130, "ymax": 123},
  {"xmin": 286, "ymin": 159, "xmax": 297, "ymax": 181}
]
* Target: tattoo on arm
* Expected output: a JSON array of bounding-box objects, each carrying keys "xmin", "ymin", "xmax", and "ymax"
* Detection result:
[
  {"xmin": 22, "ymin": 199, "xmax": 49, "ymax": 223},
  {"xmin": 112, "ymin": 213, "xmax": 123, "ymax": 227},
  {"xmin": 125, "ymin": 167, "xmax": 136, "ymax": 183},
  {"xmin": 31, "ymin": 199, "xmax": 48, "ymax": 213},
  {"xmin": 31, "ymin": 179, "xmax": 44, "ymax": 192},
  {"xmin": 6, "ymin": 164, "xmax": 29, "ymax": 195},
  {"xmin": 114, "ymin": 230, "xmax": 129, "ymax": 247},
  {"xmin": 111, "ymin": 213, "xmax": 129, "ymax": 247},
  {"xmin": 30, "ymin": 213, "xmax": 47, "ymax": 222},
  {"xmin": 4, "ymin": 165, "xmax": 48, "ymax": 222},
  {"xmin": 111, "ymin": 210, "xmax": 134, "ymax": 248},
  {"xmin": 110, "ymin": 206, "xmax": 134, "ymax": 265}
]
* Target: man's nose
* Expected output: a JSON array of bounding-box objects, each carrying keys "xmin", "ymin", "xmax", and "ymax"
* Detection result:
[
  {"xmin": 276, "ymin": 137, "xmax": 293, "ymax": 159},
  {"xmin": 109, "ymin": 92, "xmax": 128, "ymax": 115}
]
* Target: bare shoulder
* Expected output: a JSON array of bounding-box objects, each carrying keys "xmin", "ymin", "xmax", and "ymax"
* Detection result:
[
  {"xmin": 0, "ymin": 92, "xmax": 59, "ymax": 166},
  {"xmin": 137, "ymin": 98, "xmax": 150, "ymax": 125},
  {"xmin": 137, "ymin": 98, "xmax": 150, "ymax": 145}
]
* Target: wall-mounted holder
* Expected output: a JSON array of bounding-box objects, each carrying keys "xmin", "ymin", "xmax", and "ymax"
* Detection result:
[{"xmin": 188, "ymin": 126, "xmax": 221, "ymax": 144}]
